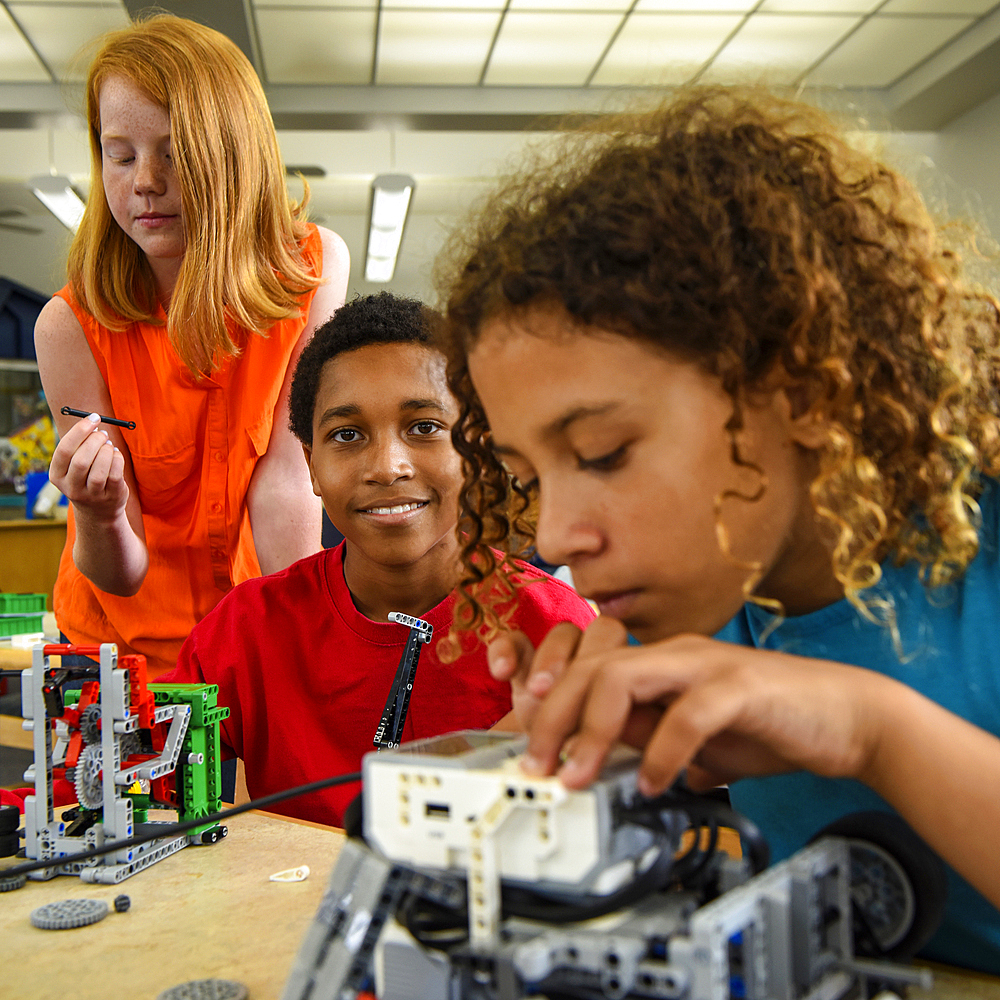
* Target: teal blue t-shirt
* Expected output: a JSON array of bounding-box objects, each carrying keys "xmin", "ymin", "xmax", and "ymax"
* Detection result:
[{"xmin": 713, "ymin": 479, "xmax": 1000, "ymax": 974}]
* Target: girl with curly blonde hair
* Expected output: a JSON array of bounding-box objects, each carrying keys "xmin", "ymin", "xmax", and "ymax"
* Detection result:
[{"xmin": 437, "ymin": 85, "xmax": 1000, "ymax": 972}]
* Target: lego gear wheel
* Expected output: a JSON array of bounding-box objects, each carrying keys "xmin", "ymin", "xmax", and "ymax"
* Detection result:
[
  {"xmin": 79, "ymin": 703, "xmax": 102, "ymax": 744},
  {"xmin": 0, "ymin": 872, "xmax": 27, "ymax": 892},
  {"xmin": 30, "ymin": 898, "xmax": 109, "ymax": 929},
  {"xmin": 74, "ymin": 731, "xmax": 143, "ymax": 810},
  {"xmin": 75, "ymin": 743, "xmax": 103, "ymax": 809},
  {"xmin": 155, "ymin": 979, "xmax": 248, "ymax": 1000}
]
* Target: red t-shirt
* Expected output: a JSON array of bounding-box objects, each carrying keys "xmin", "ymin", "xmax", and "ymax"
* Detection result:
[{"xmin": 160, "ymin": 542, "xmax": 595, "ymax": 827}]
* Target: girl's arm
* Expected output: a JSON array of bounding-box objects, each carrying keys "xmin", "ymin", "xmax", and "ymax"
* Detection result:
[
  {"xmin": 491, "ymin": 617, "xmax": 1000, "ymax": 910},
  {"xmin": 34, "ymin": 296, "xmax": 149, "ymax": 596},
  {"xmin": 247, "ymin": 226, "xmax": 350, "ymax": 574},
  {"xmin": 860, "ymin": 681, "xmax": 1000, "ymax": 913}
]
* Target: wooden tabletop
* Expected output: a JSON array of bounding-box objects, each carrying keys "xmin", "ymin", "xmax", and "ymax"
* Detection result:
[
  {"xmin": 913, "ymin": 964, "xmax": 1000, "ymax": 1000},
  {"xmin": 1, "ymin": 804, "xmax": 998, "ymax": 1000},
  {"xmin": 0, "ymin": 809, "xmax": 346, "ymax": 1000},
  {"xmin": 3, "ymin": 652, "xmax": 998, "ymax": 998}
]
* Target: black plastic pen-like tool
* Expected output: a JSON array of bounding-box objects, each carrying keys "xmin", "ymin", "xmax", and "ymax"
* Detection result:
[{"xmin": 61, "ymin": 406, "xmax": 136, "ymax": 430}]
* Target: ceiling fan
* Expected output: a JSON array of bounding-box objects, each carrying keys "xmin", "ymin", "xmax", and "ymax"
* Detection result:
[{"xmin": 0, "ymin": 208, "xmax": 44, "ymax": 236}]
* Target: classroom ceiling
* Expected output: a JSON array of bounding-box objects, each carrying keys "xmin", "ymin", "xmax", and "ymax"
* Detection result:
[{"xmin": 3, "ymin": 0, "xmax": 1000, "ymax": 300}]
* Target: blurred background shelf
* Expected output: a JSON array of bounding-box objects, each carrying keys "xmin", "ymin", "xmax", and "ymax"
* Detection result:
[{"xmin": 0, "ymin": 518, "xmax": 64, "ymax": 608}]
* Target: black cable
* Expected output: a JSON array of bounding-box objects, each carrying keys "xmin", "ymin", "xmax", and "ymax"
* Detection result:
[
  {"xmin": 501, "ymin": 842, "xmax": 678, "ymax": 923},
  {"xmin": 670, "ymin": 817, "xmax": 719, "ymax": 886},
  {"xmin": 1, "ymin": 769, "xmax": 362, "ymax": 879},
  {"xmin": 620, "ymin": 788, "xmax": 770, "ymax": 876},
  {"xmin": 399, "ymin": 892, "xmax": 469, "ymax": 949}
]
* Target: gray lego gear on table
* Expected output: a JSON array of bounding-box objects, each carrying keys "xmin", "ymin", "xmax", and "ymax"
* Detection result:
[
  {"xmin": 0, "ymin": 872, "xmax": 27, "ymax": 892},
  {"xmin": 156, "ymin": 979, "xmax": 249, "ymax": 1000},
  {"xmin": 30, "ymin": 898, "xmax": 109, "ymax": 929}
]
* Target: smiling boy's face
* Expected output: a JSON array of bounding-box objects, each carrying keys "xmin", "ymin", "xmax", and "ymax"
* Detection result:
[{"xmin": 302, "ymin": 341, "xmax": 463, "ymax": 575}]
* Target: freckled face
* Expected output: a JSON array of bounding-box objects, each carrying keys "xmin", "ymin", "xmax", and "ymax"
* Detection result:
[
  {"xmin": 99, "ymin": 75, "xmax": 185, "ymax": 288},
  {"xmin": 303, "ymin": 342, "xmax": 463, "ymax": 574},
  {"xmin": 467, "ymin": 309, "xmax": 828, "ymax": 642}
]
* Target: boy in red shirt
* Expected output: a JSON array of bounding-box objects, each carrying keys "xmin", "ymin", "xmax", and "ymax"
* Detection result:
[{"xmin": 159, "ymin": 292, "xmax": 594, "ymax": 827}]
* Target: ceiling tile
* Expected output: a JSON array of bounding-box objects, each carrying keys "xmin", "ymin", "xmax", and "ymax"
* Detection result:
[
  {"xmin": 807, "ymin": 14, "xmax": 974, "ymax": 87},
  {"xmin": 9, "ymin": 2, "xmax": 129, "ymax": 81},
  {"xmin": 701, "ymin": 13, "xmax": 860, "ymax": 84},
  {"xmin": 591, "ymin": 13, "xmax": 742, "ymax": 85},
  {"xmin": 257, "ymin": 8, "xmax": 377, "ymax": 83},
  {"xmin": 255, "ymin": 0, "xmax": 375, "ymax": 7},
  {"xmin": 508, "ymin": 0, "xmax": 630, "ymax": 10},
  {"xmin": 880, "ymin": 0, "xmax": 997, "ymax": 13},
  {"xmin": 377, "ymin": 11, "xmax": 501, "ymax": 84},
  {"xmin": 0, "ymin": 7, "xmax": 50, "ymax": 80},
  {"xmin": 626, "ymin": 0, "xmax": 754, "ymax": 9},
  {"xmin": 383, "ymin": 0, "xmax": 501, "ymax": 8},
  {"xmin": 759, "ymin": 0, "xmax": 879, "ymax": 10},
  {"xmin": 484, "ymin": 11, "xmax": 622, "ymax": 86}
]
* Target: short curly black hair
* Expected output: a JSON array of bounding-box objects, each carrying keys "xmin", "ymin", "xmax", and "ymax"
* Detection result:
[{"xmin": 289, "ymin": 291, "xmax": 434, "ymax": 444}]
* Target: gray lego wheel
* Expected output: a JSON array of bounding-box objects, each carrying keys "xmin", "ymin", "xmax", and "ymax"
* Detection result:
[
  {"xmin": 156, "ymin": 979, "xmax": 249, "ymax": 1000},
  {"xmin": 843, "ymin": 838, "xmax": 915, "ymax": 951},
  {"xmin": 79, "ymin": 703, "xmax": 102, "ymax": 744},
  {"xmin": 30, "ymin": 898, "xmax": 110, "ymax": 929},
  {"xmin": 0, "ymin": 871, "xmax": 27, "ymax": 891},
  {"xmin": 810, "ymin": 810, "xmax": 947, "ymax": 962},
  {"xmin": 75, "ymin": 742, "xmax": 104, "ymax": 809}
]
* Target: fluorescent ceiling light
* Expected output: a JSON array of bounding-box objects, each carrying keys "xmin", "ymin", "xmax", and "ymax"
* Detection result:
[
  {"xmin": 30, "ymin": 174, "xmax": 85, "ymax": 232},
  {"xmin": 365, "ymin": 174, "xmax": 415, "ymax": 283}
]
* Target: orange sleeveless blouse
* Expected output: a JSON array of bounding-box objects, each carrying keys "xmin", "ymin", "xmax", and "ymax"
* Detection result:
[{"xmin": 52, "ymin": 224, "xmax": 324, "ymax": 678}]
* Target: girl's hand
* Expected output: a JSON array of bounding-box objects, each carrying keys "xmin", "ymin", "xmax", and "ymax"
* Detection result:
[
  {"xmin": 487, "ymin": 619, "xmax": 594, "ymax": 730},
  {"xmin": 47, "ymin": 413, "xmax": 129, "ymax": 520},
  {"xmin": 514, "ymin": 623, "xmax": 889, "ymax": 798},
  {"xmin": 488, "ymin": 618, "xmax": 1000, "ymax": 911}
]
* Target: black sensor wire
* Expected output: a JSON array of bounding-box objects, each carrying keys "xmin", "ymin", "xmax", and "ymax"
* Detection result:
[{"xmin": 0, "ymin": 769, "xmax": 362, "ymax": 879}]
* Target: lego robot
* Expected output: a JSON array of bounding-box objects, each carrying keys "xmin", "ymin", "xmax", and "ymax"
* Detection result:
[
  {"xmin": 15, "ymin": 642, "xmax": 229, "ymax": 883},
  {"xmin": 283, "ymin": 731, "xmax": 945, "ymax": 1000}
]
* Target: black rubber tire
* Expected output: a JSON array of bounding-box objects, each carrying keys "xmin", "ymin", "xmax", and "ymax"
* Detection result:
[
  {"xmin": 810, "ymin": 810, "xmax": 948, "ymax": 962},
  {"xmin": 342, "ymin": 792, "xmax": 365, "ymax": 841},
  {"xmin": 0, "ymin": 831, "xmax": 20, "ymax": 858},
  {"xmin": 0, "ymin": 804, "xmax": 19, "ymax": 835}
]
